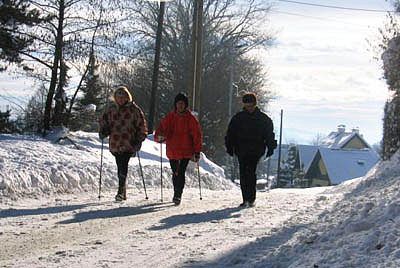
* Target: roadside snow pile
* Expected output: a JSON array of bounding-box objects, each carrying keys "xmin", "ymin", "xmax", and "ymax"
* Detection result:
[
  {"xmin": 198, "ymin": 151, "xmax": 399, "ymax": 267},
  {"xmin": 0, "ymin": 132, "xmax": 233, "ymax": 201},
  {"xmin": 260, "ymin": 151, "xmax": 399, "ymax": 268}
]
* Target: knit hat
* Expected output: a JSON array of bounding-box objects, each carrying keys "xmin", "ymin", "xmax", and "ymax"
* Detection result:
[
  {"xmin": 174, "ymin": 92, "xmax": 189, "ymax": 108},
  {"xmin": 113, "ymin": 86, "xmax": 132, "ymax": 102},
  {"xmin": 242, "ymin": 92, "xmax": 257, "ymax": 104}
]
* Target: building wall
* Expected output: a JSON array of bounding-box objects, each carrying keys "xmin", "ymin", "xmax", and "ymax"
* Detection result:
[
  {"xmin": 304, "ymin": 152, "xmax": 330, "ymax": 187},
  {"xmin": 343, "ymin": 136, "xmax": 369, "ymax": 149}
]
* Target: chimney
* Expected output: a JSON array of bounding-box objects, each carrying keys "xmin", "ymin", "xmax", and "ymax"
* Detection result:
[
  {"xmin": 337, "ymin": 124, "xmax": 346, "ymax": 133},
  {"xmin": 352, "ymin": 127, "xmax": 359, "ymax": 134}
]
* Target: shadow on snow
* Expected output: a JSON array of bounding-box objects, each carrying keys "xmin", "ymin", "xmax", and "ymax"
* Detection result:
[
  {"xmin": 0, "ymin": 204, "xmax": 91, "ymax": 218},
  {"xmin": 148, "ymin": 206, "xmax": 243, "ymax": 231},
  {"xmin": 57, "ymin": 202, "xmax": 174, "ymax": 224}
]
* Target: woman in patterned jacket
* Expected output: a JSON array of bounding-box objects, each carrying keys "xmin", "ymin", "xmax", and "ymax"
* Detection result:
[{"xmin": 99, "ymin": 86, "xmax": 148, "ymax": 201}]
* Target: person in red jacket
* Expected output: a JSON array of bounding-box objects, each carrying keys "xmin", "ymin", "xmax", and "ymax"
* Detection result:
[{"xmin": 155, "ymin": 92, "xmax": 202, "ymax": 205}]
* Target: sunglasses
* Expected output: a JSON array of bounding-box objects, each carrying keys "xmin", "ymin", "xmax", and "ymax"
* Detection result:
[{"xmin": 115, "ymin": 91, "xmax": 127, "ymax": 97}]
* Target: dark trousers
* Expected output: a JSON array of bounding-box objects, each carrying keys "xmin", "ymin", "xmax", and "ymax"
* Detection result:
[
  {"xmin": 169, "ymin": 159, "xmax": 190, "ymax": 198},
  {"xmin": 237, "ymin": 155, "xmax": 260, "ymax": 203},
  {"xmin": 113, "ymin": 152, "xmax": 133, "ymax": 193}
]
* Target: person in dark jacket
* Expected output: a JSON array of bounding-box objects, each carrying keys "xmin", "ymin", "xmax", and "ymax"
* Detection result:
[
  {"xmin": 225, "ymin": 92, "xmax": 277, "ymax": 207},
  {"xmin": 99, "ymin": 86, "xmax": 148, "ymax": 201},
  {"xmin": 155, "ymin": 92, "xmax": 202, "ymax": 205}
]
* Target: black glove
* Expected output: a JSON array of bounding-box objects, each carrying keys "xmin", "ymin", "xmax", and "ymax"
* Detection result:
[
  {"xmin": 99, "ymin": 131, "xmax": 108, "ymax": 140},
  {"xmin": 266, "ymin": 148, "xmax": 274, "ymax": 158},
  {"xmin": 192, "ymin": 152, "xmax": 200, "ymax": 162},
  {"xmin": 99, "ymin": 126, "xmax": 110, "ymax": 140},
  {"xmin": 132, "ymin": 141, "xmax": 142, "ymax": 152}
]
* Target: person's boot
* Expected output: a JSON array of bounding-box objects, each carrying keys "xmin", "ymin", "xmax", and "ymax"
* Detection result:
[
  {"xmin": 115, "ymin": 184, "xmax": 125, "ymax": 202},
  {"xmin": 115, "ymin": 185, "xmax": 124, "ymax": 202},
  {"xmin": 115, "ymin": 176, "xmax": 126, "ymax": 202},
  {"xmin": 122, "ymin": 184, "xmax": 127, "ymax": 200}
]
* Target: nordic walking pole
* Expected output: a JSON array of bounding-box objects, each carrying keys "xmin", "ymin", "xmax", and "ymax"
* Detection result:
[
  {"xmin": 160, "ymin": 142, "xmax": 163, "ymax": 202},
  {"xmin": 197, "ymin": 161, "xmax": 202, "ymax": 200},
  {"xmin": 137, "ymin": 151, "xmax": 148, "ymax": 200},
  {"xmin": 98, "ymin": 138, "xmax": 104, "ymax": 200}
]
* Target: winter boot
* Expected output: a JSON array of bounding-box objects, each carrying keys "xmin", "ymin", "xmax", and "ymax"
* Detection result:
[
  {"xmin": 239, "ymin": 201, "xmax": 247, "ymax": 208},
  {"xmin": 172, "ymin": 197, "xmax": 181, "ymax": 205},
  {"xmin": 115, "ymin": 185, "xmax": 124, "ymax": 202},
  {"xmin": 122, "ymin": 185, "xmax": 127, "ymax": 200},
  {"xmin": 115, "ymin": 193, "xmax": 124, "ymax": 202}
]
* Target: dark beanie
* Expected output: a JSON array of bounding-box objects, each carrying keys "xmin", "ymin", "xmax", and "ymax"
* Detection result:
[
  {"xmin": 242, "ymin": 92, "xmax": 257, "ymax": 104},
  {"xmin": 174, "ymin": 92, "xmax": 189, "ymax": 108}
]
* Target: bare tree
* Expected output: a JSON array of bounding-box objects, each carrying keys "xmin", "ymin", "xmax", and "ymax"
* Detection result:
[{"xmin": 114, "ymin": 0, "xmax": 275, "ymax": 163}]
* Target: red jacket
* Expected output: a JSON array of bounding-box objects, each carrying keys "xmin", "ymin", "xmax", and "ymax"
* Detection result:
[{"xmin": 155, "ymin": 110, "xmax": 202, "ymax": 160}]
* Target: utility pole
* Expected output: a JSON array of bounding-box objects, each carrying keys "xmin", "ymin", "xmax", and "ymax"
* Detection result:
[
  {"xmin": 148, "ymin": 1, "xmax": 166, "ymax": 133},
  {"xmin": 276, "ymin": 109, "xmax": 283, "ymax": 187},
  {"xmin": 190, "ymin": 0, "xmax": 204, "ymax": 116}
]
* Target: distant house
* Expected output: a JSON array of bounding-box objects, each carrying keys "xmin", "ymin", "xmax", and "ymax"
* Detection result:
[
  {"xmin": 320, "ymin": 124, "xmax": 370, "ymax": 150},
  {"xmin": 304, "ymin": 125, "xmax": 380, "ymax": 186},
  {"xmin": 297, "ymin": 144, "xmax": 319, "ymax": 172},
  {"xmin": 304, "ymin": 147, "xmax": 380, "ymax": 186}
]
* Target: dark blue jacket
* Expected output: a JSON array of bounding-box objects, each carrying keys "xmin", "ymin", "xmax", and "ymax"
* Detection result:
[{"xmin": 225, "ymin": 107, "xmax": 276, "ymax": 158}]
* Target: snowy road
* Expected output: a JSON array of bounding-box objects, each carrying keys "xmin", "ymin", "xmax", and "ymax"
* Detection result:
[{"xmin": 0, "ymin": 187, "xmax": 335, "ymax": 268}]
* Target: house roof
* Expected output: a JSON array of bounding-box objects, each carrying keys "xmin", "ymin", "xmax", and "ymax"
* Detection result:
[
  {"xmin": 297, "ymin": 144, "xmax": 318, "ymax": 171},
  {"xmin": 318, "ymin": 147, "xmax": 380, "ymax": 184},
  {"xmin": 321, "ymin": 130, "xmax": 370, "ymax": 149}
]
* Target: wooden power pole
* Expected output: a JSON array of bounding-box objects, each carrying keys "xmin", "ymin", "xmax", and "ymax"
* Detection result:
[
  {"xmin": 190, "ymin": 0, "xmax": 204, "ymax": 116},
  {"xmin": 148, "ymin": 1, "xmax": 166, "ymax": 133}
]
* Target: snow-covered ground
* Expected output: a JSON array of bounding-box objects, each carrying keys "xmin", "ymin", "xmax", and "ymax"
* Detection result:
[
  {"xmin": 0, "ymin": 132, "xmax": 399, "ymax": 267},
  {"xmin": 0, "ymin": 131, "xmax": 232, "ymax": 201}
]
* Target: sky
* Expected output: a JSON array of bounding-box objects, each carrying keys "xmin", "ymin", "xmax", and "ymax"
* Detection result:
[
  {"xmin": 262, "ymin": 0, "xmax": 394, "ymax": 145},
  {"xmin": 0, "ymin": 0, "xmax": 395, "ymax": 147}
]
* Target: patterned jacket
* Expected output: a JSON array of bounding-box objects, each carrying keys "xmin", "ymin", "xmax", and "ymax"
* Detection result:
[{"xmin": 99, "ymin": 102, "xmax": 147, "ymax": 154}]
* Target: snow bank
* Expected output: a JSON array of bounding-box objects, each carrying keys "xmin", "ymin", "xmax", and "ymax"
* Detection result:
[
  {"xmin": 0, "ymin": 132, "xmax": 233, "ymax": 201},
  {"xmin": 236, "ymin": 150, "xmax": 399, "ymax": 268}
]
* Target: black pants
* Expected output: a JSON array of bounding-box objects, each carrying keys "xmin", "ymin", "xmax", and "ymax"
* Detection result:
[
  {"xmin": 237, "ymin": 155, "xmax": 260, "ymax": 203},
  {"xmin": 113, "ymin": 152, "xmax": 133, "ymax": 192},
  {"xmin": 169, "ymin": 159, "xmax": 190, "ymax": 198}
]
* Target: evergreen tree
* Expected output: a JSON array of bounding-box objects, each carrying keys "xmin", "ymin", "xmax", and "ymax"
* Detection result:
[
  {"xmin": 23, "ymin": 84, "xmax": 47, "ymax": 133},
  {"xmin": 278, "ymin": 144, "xmax": 297, "ymax": 187},
  {"xmin": 0, "ymin": 108, "xmax": 16, "ymax": 133},
  {"xmin": 382, "ymin": 96, "xmax": 400, "ymax": 160},
  {"xmin": 70, "ymin": 53, "xmax": 103, "ymax": 131},
  {"xmin": 380, "ymin": 13, "xmax": 400, "ymax": 159},
  {"xmin": 0, "ymin": 0, "xmax": 45, "ymax": 69}
]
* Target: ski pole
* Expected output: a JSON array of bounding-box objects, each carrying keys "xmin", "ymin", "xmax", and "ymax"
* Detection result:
[
  {"xmin": 137, "ymin": 151, "xmax": 148, "ymax": 200},
  {"xmin": 197, "ymin": 161, "xmax": 202, "ymax": 200},
  {"xmin": 160, "ymin": 142, "xmax": 163, "ymax": 202},
  {"xmin": 98, "ymin": 138, "xmax": 104, "ymax": 200}
]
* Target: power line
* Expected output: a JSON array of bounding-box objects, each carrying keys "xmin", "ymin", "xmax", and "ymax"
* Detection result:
[
  {"xmin": 277, "ymin": 0, "xmax": 395, "ymax": 13},
  {"xmin": 271, "ymin": 10, "xmax": 369, "ymax": 28}
]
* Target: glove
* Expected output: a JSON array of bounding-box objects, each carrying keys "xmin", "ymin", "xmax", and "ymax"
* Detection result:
[
  {"xmin": 192, "ymin": 152, "xmax": 200, "ymax": 162},
  {"xmin": 227, "ymin": 147, "xmax": 234, "ymax": 156},
  {"xmin": 131, "ymin": 141, "xmax": 142, "ymax": 152},
  {"xmin": 157, "ymin": 135, "xmax": 165, "ymax": 143},
  {"xmin": 99, "ymin": 131, "xmax": 108, "ymax": 140},
  {"xmin": 266, "ymin": 148, "xmax": 274, "ymax": 158},
  {"xmin": 99, "ymin": 126, "xmax": 110, "ymax": 140}
]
